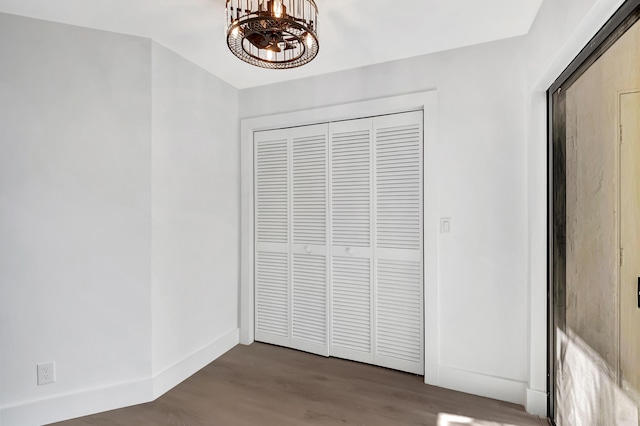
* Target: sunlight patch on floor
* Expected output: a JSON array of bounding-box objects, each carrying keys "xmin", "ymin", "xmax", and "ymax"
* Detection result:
[{"xmin": 437, "ymin": 413, "xmax": 517, "ymax": 426}]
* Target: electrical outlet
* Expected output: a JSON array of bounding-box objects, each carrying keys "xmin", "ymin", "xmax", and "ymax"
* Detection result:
[{"xmin": 37, "ymin": 362, "xmax": 56, "ymax": 385}]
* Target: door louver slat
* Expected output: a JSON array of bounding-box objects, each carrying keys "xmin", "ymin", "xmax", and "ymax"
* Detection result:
[
  {"xmin": 256, "ymin": 251, "xmax": 289, "ymax": 337},
  {"xmin": 332, "ymin": 257, "xmax": 371, "ymax": 353},
  {"xmin": 288, "ymin": 125, "xmax": 329, "ymax": 356},
  {"xmin": 292, "ymin": 253, "xmax": 326, "ymax": 346},
  {"xmin": 293, "ymin": 134, "xmax": 327, "ymax": 245},
  {"xmin": 256, "ymin": 138, "xmax": 288, "ymax": 243},
  {"xmin": 376, "ymin": 259, "xmax": 422, "ymax": 363},
  {"xmin": 376, "ymin": 124, "xmax": 421, "ymax": 251},
  {"xmin": 331, "ymin": 130, "xmax": 371, "ymax": 247}
]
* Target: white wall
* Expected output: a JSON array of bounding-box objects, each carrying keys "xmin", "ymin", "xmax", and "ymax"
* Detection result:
[
  {"xmin": 150, "ymin": 42, "xmax": 240, "ymax": 393},
  {"xmin": 0, "ymin": 13, "xmax": 153, "ymax": 425},
  {"xmin": 0, "ymin": 14, "xmax": 240, "ymax": 426},
  {"xmin": 240, "ymin": 37, "xmax": 532, "ymax": 404}
]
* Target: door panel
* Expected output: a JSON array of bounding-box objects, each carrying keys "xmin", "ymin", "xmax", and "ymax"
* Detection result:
[
  {"xmin": 330, "ymin": 256, "xmax": 374, "ymax": 363},
  {"xmin": 255, "ymin": 251, "xmax": 289, "ymax": 342},
  {"xmin": 376, "ymin": 259, "xmax": 423, "ymax": 372},
  {"xmin": 330, "ymin": 119, "xmax": 372, "ymax": 250},
  {"xmin": 255, "ymin": 130, "xmax": 289, "ymax": 246},
  {"xmin": 292, "ymin": 253, "xmax": 328, "ymax": 353},
  {"xmin": 373, "ymin": 111, "xmax": 424, "ymax": 375},
  {"xmin": 290, "ymin": 124, "xmax": 329, "ymax": 356},
  {"xmin": 255, "ymin": 130, "xmax": 291, "ymax": 345},
  {"xmin": 329, "ymin": 118, "xmax": 375, "ymax": 363},
  {"xmin": 292, "ymin": 127, "xmax": 327, "ymax": 246},
  {"xmin": 375, "ymin": 112, "xmax": 423, "ymax": 251}
]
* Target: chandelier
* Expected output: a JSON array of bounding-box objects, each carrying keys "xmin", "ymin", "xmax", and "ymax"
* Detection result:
[{"xmin": 225, "ymin": 0, "xmax": 319, "ymax": 69}]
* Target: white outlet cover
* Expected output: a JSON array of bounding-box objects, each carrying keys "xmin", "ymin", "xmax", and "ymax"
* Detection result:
[
  {"xmin": 37, "ymin": 362, "xmax": 56, "ymax": 385},
  {"xmin": 440, "ymin": 218, "xmax": 452, "ymax": 233}
]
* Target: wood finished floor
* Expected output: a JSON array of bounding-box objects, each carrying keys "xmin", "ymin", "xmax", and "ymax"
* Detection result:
[{"xmin": 53, "ymin": 343, "xmax": 546, "ymax": 426}]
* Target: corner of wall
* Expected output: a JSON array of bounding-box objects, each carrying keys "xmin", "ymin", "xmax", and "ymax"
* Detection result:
[
  {"xmin": 150, "ymin": 36, "xmax": 240, "ymax": 383},
  {"xmin": 152, "ymin": 328, "xmax": 239, "ymax": 398}
]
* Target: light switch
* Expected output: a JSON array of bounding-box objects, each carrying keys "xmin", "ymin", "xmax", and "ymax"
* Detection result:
[{"xmin": 440, "ymin": 218, "xmax": 451, "ymax": 233}]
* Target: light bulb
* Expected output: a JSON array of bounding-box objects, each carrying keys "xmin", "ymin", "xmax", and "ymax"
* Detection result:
[
  {"xmin": 231, "ymin": 26, "xmax": 239, "ymax": 37},
  {"xmin": 273, "ymin": 0, "xmax": 283, "ymax": 17},
  {"xmin": 267, "ymin": 49, "xmax": 274, "ymax": 61},
  {"xmin": 306, "ymin": 34, "xmax": 313, "ymax": 48}
]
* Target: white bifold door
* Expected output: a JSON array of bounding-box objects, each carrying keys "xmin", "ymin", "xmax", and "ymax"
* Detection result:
[{"xmin": 254, "ymin": 111, "xmax": 424, "ymax": 375}]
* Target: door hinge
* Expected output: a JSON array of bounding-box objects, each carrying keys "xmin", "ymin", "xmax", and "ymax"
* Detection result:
[{"xmin": 620, "ymin": 125, "xmax": 624, "ymax": 144}]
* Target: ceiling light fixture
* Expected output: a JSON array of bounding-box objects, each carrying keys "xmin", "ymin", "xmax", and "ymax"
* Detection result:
[{"xmin": 226, "ymin": 0, "xmax": 319, "ymax": 69}]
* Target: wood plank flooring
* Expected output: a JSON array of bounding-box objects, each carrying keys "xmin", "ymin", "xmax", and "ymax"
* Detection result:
[{"xmin": 53, "ymin": 343, "xmax": 546, "ymax": 426}]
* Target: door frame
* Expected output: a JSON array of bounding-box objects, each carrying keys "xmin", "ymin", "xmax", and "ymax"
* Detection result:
[
  {"xmin": 618, "ymin": 89, "xmax": 640, "ymax": 397},
  {"xmin": 547, "ymin": 1, "xmax": 640, "ymax": 421},
  {"xmin": 239, "ymin": 91, "xmax": 440, "ymax": 385}
]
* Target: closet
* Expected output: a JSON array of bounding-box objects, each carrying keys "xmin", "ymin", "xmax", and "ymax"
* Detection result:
[{"xmin": 254, "ymin": 110, "xmax": 424, "ymax": 375}]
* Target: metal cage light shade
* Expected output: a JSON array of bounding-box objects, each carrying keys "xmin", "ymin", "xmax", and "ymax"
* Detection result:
[{"xmin": 226, "ymin": 0, "xmax": 319, "ymax": 69}]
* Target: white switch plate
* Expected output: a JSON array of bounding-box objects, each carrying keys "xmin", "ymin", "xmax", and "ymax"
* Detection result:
[
  {"xmin": 37, "ymin": 362, "xmax": 56, "ymax": 385},
  {"xmin": 440, "ymin": 217, "xmax": 451, "ymax": 233}
]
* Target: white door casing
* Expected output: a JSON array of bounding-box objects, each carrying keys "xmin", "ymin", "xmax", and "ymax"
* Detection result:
[{"xmin": 240, "ymin": 91, "xmax": 439, "ymax": 385}]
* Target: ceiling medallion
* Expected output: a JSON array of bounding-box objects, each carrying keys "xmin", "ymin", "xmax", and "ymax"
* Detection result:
[{"xmin": 226, "ymin": 0, "xmax": 319, "ymax": 69}]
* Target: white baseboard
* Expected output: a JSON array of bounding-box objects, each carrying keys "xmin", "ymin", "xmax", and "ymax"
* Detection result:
[
  {"xmin": 438, "ymin": 365, "xmax": 527, "ymax": 406},
  {"xmin": 0, "ymin": 378, "xmax": 153, "ymax": 426},
  {"xmin": 0, "ymin": 328, "xmax": 239, "ymax": 426},
  {"xmin": 152, "ymin": 328, "xmax": 239, "ymax": 397},
  {"xmin": 526, "ymin": 388, "xmax": 548, "ymax": 417}
]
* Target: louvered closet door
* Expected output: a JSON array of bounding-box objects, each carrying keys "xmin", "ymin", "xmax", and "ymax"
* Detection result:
[
  {"xmin": 254, "ymin": 129, "xmax": 291, "ymax": 348},
  {"xmin": 255, "ymin": 112, "xmax": 423, "ymax": 375},
  {"xmin": 329, "ymin": 118, "xmax": 375, "ymax": 365},
  {"xmin": 373, "ymin": 111, "xmax": 424, "ymax": 375},
  {"xmin": 290, "ymin": 124, "xmax": 329, "ymax": 356}
]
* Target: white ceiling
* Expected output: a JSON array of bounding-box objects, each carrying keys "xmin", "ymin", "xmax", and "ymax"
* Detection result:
[{"xmin": 0, "ymin": 0, "xmax": 544, "ymax": 89}]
